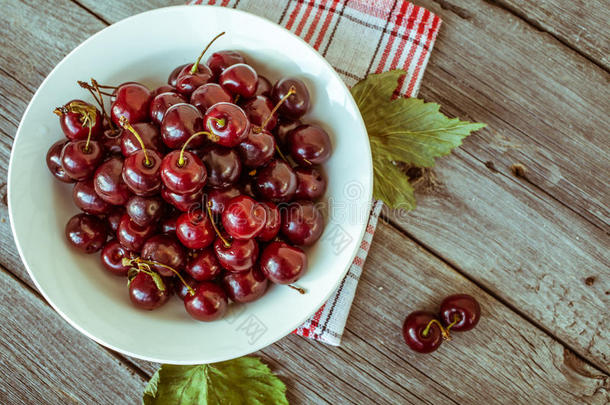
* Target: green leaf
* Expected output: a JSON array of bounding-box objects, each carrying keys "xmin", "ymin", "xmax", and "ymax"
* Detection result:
[
  {"xmin": 142, "ymin": 357, "xmax": 288, "ymax": 405},
  {"xmin": 351, "ymin": 69, "xmax": 486, "ymax": 209}
]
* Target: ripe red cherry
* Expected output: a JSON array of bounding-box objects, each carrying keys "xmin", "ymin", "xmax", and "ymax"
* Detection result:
[
  {"xmin": 222, "ymin": 267, "xmax": 268, "ymax": 303},
  {"xmin": 47, "ymin": 140, "xmax": 75, "ymax": 183},
  {"xmin": 222, "ymin": 195, "xmax": 267, "ymax": 240},
  {"xmin": 175, "ymin": 210, "xmax": 215, "ymax": 249},
  {"xmin": 161, "ymin": 187, "xmax": 203, "ymax": 212},
  {"xmin": 402, "ymin": 311, "xmax": 443, "ymax": 353},
  {"xmin": 241, "ymin": 96, "xmax": 277, "ymax": 131},
  {"xmin": 253, "ymin": 159, "xmax": 297, "ymax": 203},
  {"xmin": 110, "ymin": 82, "xmax": 153, "ymax": 126},
  {"xmin": 200, "ymin": 145, "xmax": 242, "ymax": 188},
  {"xmin": 55, "ymin": 100, "xmax": 103, "ymax": 141},
  {"xmin": 73, "ymin": 178, "xmax": 111, "ymax": 215},
  {"xmin": 101, "ymin": 129, "xmax": 123, "ymax": 156},
  {"xmin": 213, "ymin": 235, "xmax": 258, "ymax": 273},
  {"xmin": 60, "ymin": 140, "xmax": 104, "ymax": 181},
  {"xmin": 274, "ymin": 118, "xmax": 301, "ymax": 147},
  {"xmin": 295, "ymin": 167, "xmax": 327, "ymax": 200},
  {"xmin": 105, "ymin": 206, "xmax": 125, "ymax": 233},
  {"xmin": 281, "ymin": 200, "xmax": 324, "ymax": 246},
  {"xmin": 204, "ymin": 103, "xmax": 250, "ymax": 147},
  {"xmin": 141, "ymin": 234, "xmax": 186, "ymax": 277},
  {"xmin": 116, "ymin": 214, "xmax": 156, "ymax": 252},
  {"xmin": 175, "ymin": 63, "xmax": 214, "ymax": 96},
  {"xmin": 207, "ymin": 185, "xmax": 241, "ymax": 217},
  {"xmin": 149, "ymin": 91, "xmax": 186, "ymax": 125},
  {"xmin": 120, "ymin": 122, "xmax": 164, "ymax": 156},
  {"xmin": 125, "ymin": 195, "xmax": 164, "ymax": 227},
  {"xmin": 160, "ymin": 150, "xmax": 207, "ymax": 194},
  {"xmin": 288, "ymin": 124, "xmax": 332, "ymax": 165},
  {"xmin": 190, "ymin": 83, "xmax": 231, "ymax": 114},
  {"xmin": 168, "ymin": 63, "xmax": 189, "ymax": 86},
  {"xmin": 255, "ymin": 75, "xmax": 272, "ymax": 97},
  {"xmin": 207, "ymin": 50, "xmax": 245, "ymax": 77},
  {"xmin": 174, "ymin": 274, "xmax": 200, "ymax": 300},
  {"xmin": 271, "ymin": 78, "xmax": 310, "ymax": 119},
  {"xmin": 184, "ymin": 282, "xmax": 228, "ymax": 321},
  {"xmin": 237, "ymin": 128, "xmax": 276, "ymax": 168},
  {"xmin": 219, "ymin": 63, "xmax": 258, "ymax": 98},
  {"xmin": 160, "ymin": 211, "xmax": 179, "ymax": 234},
  {"xmin": 260, "ymin": 241, "xmax": 307, "ymax": 284},
  {"xmin": 161, "ymin": 103, "xmax": 205, "ymax": 149},
  {"xmin": 94, "ymin": 157, "xmax": 132, "ymax": 205},
  {"xmin": 439, "ymin": 294, "xmax": 481, "ymax": 332},
  {"xmin": 129, "ymin": 272, "xmax": 170, "ymax": 310},
  {"xmin": 122, "ymin": 149, "xmax": 162, "ymax": 196},
  {"xmin": 100, "ymin": 239, "xmax": 133, "ymax": 276},
  {"xmin": 257, "ymin": 201, "xmax": 280, "ymax": 242},
  {"xmin": 65, "ymin": 213, "xmax": 107, "ymax": 253},
  {"xmin": 152, "ymin": 85, "xmax": 175, "ymax": 97},
  {"xmin": 186, "ymin": 248, "xmax": 222, "ymax": 281}
]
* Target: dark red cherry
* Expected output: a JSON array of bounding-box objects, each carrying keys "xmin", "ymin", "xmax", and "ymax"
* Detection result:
[
  {"xmin": 190, "ymin": 83, "xmax": 231, "ymax": 115},
  {"xmin": 160, "ymin": 211, "xmax": 180, "ymax": 234},
  {"xmin": 254, "ymin": 75, "xmax": 272, "ymax": 97},
  {"xmin": 110, "ymin": 82, "xmax": 153, "ymax": 126},
  {"xmin": 120, "ymin": 122, "xmax": 164, "ymax": 157},
  {"xmin": 274, "ymin": 118, "xmax": 301, "ymax": 147},
  {"xmin": 241, "ymin": 96, "xmax": 277, "ymax": 131},
  {"xmin": 402, "ymin": 311, "xmax": 443, "ymax": 353},
  {"xmin": 149, "ymin": 91, "xmax": 187, "ymax": 125},
  {"xmin": 200, "ymin": 145, "xmax": 242, "ymax": 188},
  {"xmin": 174, "ymin": 274, "xmax": 200, "ymax": 300},
  {"xmin": 94, "ymin": 157, "xmax": 132, "ymax": 205},
  {"xmin": 271, "ymin": 78, "xmax": 310, "ymax": 120},
  {"xmin": 73, "ymin": 178, "xmax": 110, "ymax": 215},
  {"xmin": 219, "ymin": 63, "xmax": 258, "ymax": 98},
  {"xmin": 55, "ymin": 100, "xmax": 103, "ymax": 141},
  {"xmin": 152, "ymin": 85, "xmax": 176, "ymax": 97},
  {"xmin": 65, "ymin": 213, "xmax": 106, "ymax": 253},
  {"xmin": 125, "ymin": 195, "xmax": 164, "ymax": 227},
  {"xmin": 60, "ymin": 140, "xmax": 104, "ymax": 181},
  {"xmin": 186, "ymin": 248, "xmax": 222, "ymax": 281},
  {"xmin": 122, "ymin": 149, "xmax": 162, "ymax": 196},
  {"xmin": 105, "ymin": 206, "xmax": 125, "ymax": 233},
  {"xmin": 281, "ymin": 200, "xmax": 324, "ymax": 246},
  {"xmin": 175, "ymin": 210, "xmax": 215, "ymax": 249},
  {"xmin": 101, "ymin": 129, "xmax": 123, "ymax": 156},
  {"xmin": 47, "ymin": 140, "xmax": 75, "ymax": 183},
  {"xmin": 141, "ymin": 234, "xmax": 186, "ymax": 277},
  {"xmin": 295, "ymin": 167, "xmax": 327, "ymax": 200},
  {"xmin": 440, "ymin": 294, "xmax": 481, "ymax": 332},
  {"xmin": 175, "ymin": 63, "xmax": 213, "ymax": 96},
  {"xmin": 221, "ymin": 195, "xmax": 267, "ymax": 240},
  {"xmin": 207, "ymin": 50, "xmax": 245, "ymax": 77},
  {"xmin": 204, "ymin": 102, "xmax": 249, "ymax": 147},
  {"xmin": 160, "ymin": 150, "xmax": 207, "ymax": 194},
  {"xmin": 213, "ymin": 235, "xmax": 258, "ymax": 273},
  {"xmin": 237, "ymin": 128, "xmax": 276, "ymax": 168},
  {"xmin": 161, "ymin": 103, "xmax": 205, "ymax": 149},
  {"xmin": 239, "ymin": 176, "xmax": 256, "ymax": 198},
  {"xmin": 161, "ymin": 187, "xmax": 203, "ymax": 212},
  {"xmin": 260, "ymin": 241, "xmax": 307, "ymax": 284},
  {"xmin": 222, "ymin": 267, "xmax": 268, "ymax": 303},
  {"xmin": 254, "ymin": 159, "xmax": 297, "ymax": 203},
  {"xmin": 129, "ymin": 272, "xmax": 170, "ymax": 310},
  {"xmin": 257, "ymin": 201, "xmax": 280, "ymax": 242},
  {"xmin": 168, "ymin": 63, "xmax": 189, "ymax": 87},
  {"xmin": 100, "ymin": 239, "xmax": 133, "ymax": 276},
  {"xmin": 184, "ymin": 282, "xmax": 228, "ymax": 321},
  {"xmin": 207, "ymin": 185, "xmax": 241, "ymax": 217},
  {"xmin": 287, "ymin": 124, "xmax": 332, "ymax": 165},
  {"xmin": 116, "ymin": 214, "xmax": 156, "ymax": 251}
]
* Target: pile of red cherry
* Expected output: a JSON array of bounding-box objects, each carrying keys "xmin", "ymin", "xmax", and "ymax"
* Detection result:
[
  {"xmin": 46, "ymin": 32, "xmax": 332, "ymax": 322},
  {"xmin": 403, "ymin": 294, "xmax": 481, "ymax": 353}
]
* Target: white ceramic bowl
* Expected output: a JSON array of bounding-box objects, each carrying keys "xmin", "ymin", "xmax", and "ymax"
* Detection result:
[{"xmin": 9, "ymin": 5, "xmax": 372, "ymax": 364}]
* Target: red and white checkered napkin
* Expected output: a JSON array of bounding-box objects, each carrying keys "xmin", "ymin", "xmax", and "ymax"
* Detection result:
[{"xmin": 190, "ymin": 0, "xmax": 441, "ymax": 345}]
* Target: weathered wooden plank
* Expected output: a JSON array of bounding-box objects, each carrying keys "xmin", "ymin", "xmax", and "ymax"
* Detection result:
[
  {"xmin": 488, "ymin": 0, "xmax": 610, "ymax": 69},
  {"xmin": 0, "ymin": 268, "xmax": 146, "ymax": 404}
]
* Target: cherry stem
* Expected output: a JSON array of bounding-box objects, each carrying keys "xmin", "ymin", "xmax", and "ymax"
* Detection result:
[
  {"xmin": 422, "ymin": 318, "xmax": 453, "ymax": 341},
  {"xmin": 254, "ymin": 86, "xmax": 296, "ymax": 133},
  {"xmin": 288, "ymin": 284, "xmax": 306, "ymax": 294},
  {"xmin": 445, "ymin": 313, "xmax": 461, "ymax": 333},
  {"xmin": 91, "ymin": 78, "xmax": 115, "ymax": 130},
  {"xmin": 178, "ymin": 131, "xmax": 216, "ymax": 166},
  {"xmin": 127, "ymin": 257, "xmax": 195, "ymax": 297},
  {"xmin": 206, "ymin": 201, "xmax": 231, "ymax": 247},
  {"xmin": 275, "ymin": 144, "xmax": 289, "ymax": 163},
  {"xmin": 119, "ymin": 116, "xmax": 151, "ymax": 166},
  {"xmin": 208, "ymin": 117, "xmax": 226, "ymax": 128},
  {"xmin": 190, "ymin": 31, "xmax": 226, "ymax": 75},
  {"xmin": 84, "ymin": 124, "xmax": 93, "ymax": 152}
]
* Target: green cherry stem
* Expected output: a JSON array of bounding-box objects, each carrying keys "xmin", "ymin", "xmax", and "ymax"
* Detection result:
[
  {"xmin": 422, "ymin": 316, "xmax": 459, "ymax": 341},
  {"xmin": 206, "ymin": 201, "xmax": 231, "ymax": 247},
  {"xmin": 190, "ymin": 31, "xmax": 226, "ymax": 75},
  {"xmin": 125, "ymin": 257, "xmax": 195, "ymax": 297},
  {"xmin": 178, "ymin": 131, "xmax": 216, "ymax": 166},
  {"xmin": 254, "ymin": 86, "xmax": 296, "ymax": 134},
  {"xmin": 119, "ymin": 116, "xmax": 151, "ymax": 167}
]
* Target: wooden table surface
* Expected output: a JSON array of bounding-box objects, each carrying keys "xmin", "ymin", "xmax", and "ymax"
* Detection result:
[{"xmin": 1, "ymin": 0, "xmax": 609, "ymax": 403}]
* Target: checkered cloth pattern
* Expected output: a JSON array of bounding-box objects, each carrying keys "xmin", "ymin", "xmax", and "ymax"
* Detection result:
[{"xmin": 189, "ymin": 0, "xmax": 441, "ymax": 345}]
